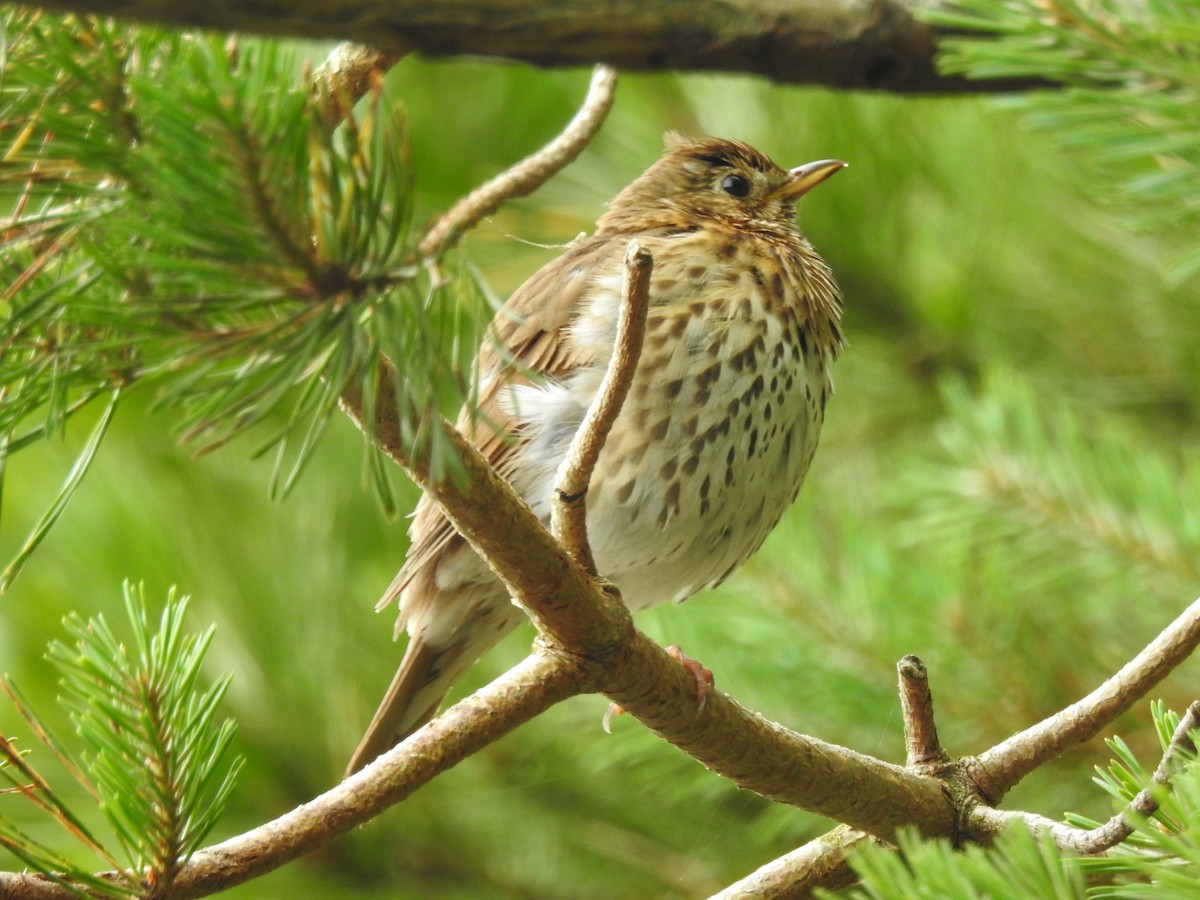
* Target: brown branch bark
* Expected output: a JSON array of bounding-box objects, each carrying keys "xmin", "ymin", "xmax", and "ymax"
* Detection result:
[{"xmin": 22, "ymin": 0, "xmax": 1039, "ymax": 94}]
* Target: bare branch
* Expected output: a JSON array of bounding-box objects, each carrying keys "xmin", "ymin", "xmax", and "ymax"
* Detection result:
[
  {"xmin": 712, "ymin": 825, "xmax": 869, "ymax": 899},
  {"xmin": 418, "ymin": 64, "xmax": 618, "ymax": 261},
  {"xmin": 899, "ymin": 655, "xmax": 949, "ymax": 769},
  {"xmin": 23, "ymin": 0, "xmax": 1042, "ymax": 94},
  {"xmin": 970, "ymin": 596, "xmax": 1200, "ymax": 804},
  {"xmin": 968, "ymin": 700, "xmax": 1200, "ymax": 854},
  {"xmin": 551, "ymin": 241, "xmax": 652, "ymax": 574}
]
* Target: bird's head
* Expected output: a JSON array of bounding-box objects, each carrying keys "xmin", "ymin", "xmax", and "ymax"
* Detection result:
[{"xmin": 599, "ymin": 135, "xmax": 845, "ymax": 234}]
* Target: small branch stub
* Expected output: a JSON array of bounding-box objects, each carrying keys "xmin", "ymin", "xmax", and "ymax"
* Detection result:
[{"xmin": 898, "ymin": 654, "xmax": 948, "ymax": 769}]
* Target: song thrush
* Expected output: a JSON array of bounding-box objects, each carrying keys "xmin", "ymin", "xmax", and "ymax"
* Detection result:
[{"xmin": 347, "ymin": 135, "xmax": 845, "ymax": 774}]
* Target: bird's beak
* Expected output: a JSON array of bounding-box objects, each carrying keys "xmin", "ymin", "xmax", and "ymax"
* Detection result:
[{"xmin": 772, "ymin": 159, "xmax": 848, "ymax": 201}]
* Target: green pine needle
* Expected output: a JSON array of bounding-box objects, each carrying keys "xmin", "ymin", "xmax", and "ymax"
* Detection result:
[{"xmin": 1, "ymin": 12, "xmax": 484, "ymax": 577}]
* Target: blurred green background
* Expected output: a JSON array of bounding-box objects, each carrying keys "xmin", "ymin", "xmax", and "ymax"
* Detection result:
[{"xmin": 3, "ymin": 53, "xmax": 1199, "ymax": 897}]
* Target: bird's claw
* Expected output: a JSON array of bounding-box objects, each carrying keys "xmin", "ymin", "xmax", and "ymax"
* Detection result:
[{"xmin": 666, "ymin": 644, "xmax": 714, "ymax": 710}]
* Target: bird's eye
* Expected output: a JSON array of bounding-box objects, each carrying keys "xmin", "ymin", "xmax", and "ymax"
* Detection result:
[{"xmin": 721, "ymin": 174, "xmax": 751, "ymax": 198}]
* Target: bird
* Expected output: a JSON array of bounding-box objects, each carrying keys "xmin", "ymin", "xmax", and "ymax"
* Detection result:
[{"xmin": 347, "ymin": 135, "xmax": 846, "ymax": 775}]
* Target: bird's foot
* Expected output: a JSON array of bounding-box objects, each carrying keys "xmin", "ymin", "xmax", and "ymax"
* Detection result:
[
  {"xmin": 601, "ymin": 643, "xmax": 715, "ymax": 733},
  {"xmin": 666, "ymin": 644, "xmax": 714, "ymax": 710}
]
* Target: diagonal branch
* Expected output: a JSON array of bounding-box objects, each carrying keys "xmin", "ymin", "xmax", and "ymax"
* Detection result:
[{"xmin": 970, "ymin": 595, "xmax": 1200, "ymax": 804}]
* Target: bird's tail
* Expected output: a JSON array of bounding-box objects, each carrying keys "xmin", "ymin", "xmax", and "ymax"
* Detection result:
[{"xmin": 345, "ymin": 600, "xmax": 520, "ymax": 777}]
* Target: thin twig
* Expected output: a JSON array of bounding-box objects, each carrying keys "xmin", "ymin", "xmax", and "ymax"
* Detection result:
[
  {"xmin": 898, "ymin": 655, "xmax": 949, "ymax": 768},
  {"xmin": 971, "ymin": 596, "xmax": 1200, "ymax": 803},
  {"xmin": 417, "ymin": 64, "xmax": 618, "ymax": 261},
  {"xmin": 551, "ymin": 241, "xmax": 652, "ymax": 574},
  {"xmin": 968, "ymin": 700, "xmax": 1200, "ymax": 853}
]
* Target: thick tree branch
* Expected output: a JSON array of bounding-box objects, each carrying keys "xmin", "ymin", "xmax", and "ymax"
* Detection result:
[
  {"xmin": 22, "ymin": 0, "xmax": 1040, "ymax": 94},
  {"xmin": 970, "ymin": 595, "xmax": 1200, "ymax": 804}
]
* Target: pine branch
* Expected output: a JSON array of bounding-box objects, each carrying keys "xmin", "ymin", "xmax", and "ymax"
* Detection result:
[{"xmin": 20, "ymin": 0, "xmax": 1044, "ymax": 94}]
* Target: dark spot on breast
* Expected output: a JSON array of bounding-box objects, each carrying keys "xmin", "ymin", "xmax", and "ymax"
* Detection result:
[
  {"xmin": 682, "ymin": 455, "xmax": 700, "ymax": 476},
  {"xmin": 661, "ymin": 459, "xmax": 677, "ymax": 480},
  {"xmin": 695, "ymin": 361, "xmax": 722, "ymax": 391},
  {"xmin": 650, "ymin": 418, "xmax": 670, "ymax": 441},
  {"xmin": 665, "ymin": 379, "xmax": 684, "ymax": 400},
  {"xmin": 719, "ymin": 241, "xmax": 738, "ymax": 259},
  {"xmin": 616, "ymin": 481, "xmax": 636, "ymax": 504},
  {"xmin": 728, "ymin": 398, "xmax": 740, "ymax": 418},
  {"xmin": 682, "ymin": 415, "xmax": 699, "ymax": 438},
  {"xmin": 687, "ymin": 264, "xmax": 708, "ymax": 281},
  {"xmin": 700, "ymin": 474, "xmax": 711, "ymax": 499},
  {"xmin": 763, "ymin": 403, "xmax": 773, "ymax": 422},
  {"xmin": 704, "ymin": 418, "xmax": 730, "ymax": 444},
  {"xmin": 750, "ymin": 266, "xmax": 766, "ymax": 287},
  {"xmin": 748, "ymin": 428, "xmax": 758, "ymax": 457},
  {"xmin": 658, "ymin": 481, "xmax": 682, "ymax": 527}
]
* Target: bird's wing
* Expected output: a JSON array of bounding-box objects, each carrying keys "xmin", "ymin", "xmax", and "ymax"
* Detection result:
[{"xmin": 376, "ymin": 233, "xmax": 622, "ymax": 619}]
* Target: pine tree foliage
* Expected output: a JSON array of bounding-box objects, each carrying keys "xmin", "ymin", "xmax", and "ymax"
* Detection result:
[
  {"xmin": 0, "ymin": 584, "xmax": 241, "ymax": 897},
  {"xmin": 912, "ymin": 369, "xmax": 1200, "ymax": 593},
  {"xmin": 0, "ymin": 11, "xmax": 484, "ymax": 587},
  {"xmin": 923, "ymin": 0, "xmax": 1200, "ymax": 282}
]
